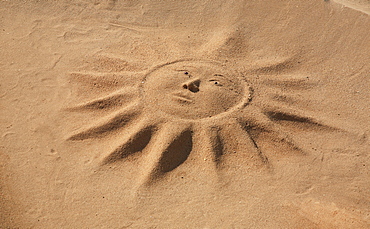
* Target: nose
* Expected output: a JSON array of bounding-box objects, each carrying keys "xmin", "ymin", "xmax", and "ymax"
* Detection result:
[{"xmin": 182, "ymin": 78, "xmax": 200, "ymax": 93}]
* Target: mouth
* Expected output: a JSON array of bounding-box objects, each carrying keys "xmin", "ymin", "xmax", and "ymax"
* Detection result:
[{"xmin": 171, "ymin": 92, "xmax": 193, "ymax": 103}]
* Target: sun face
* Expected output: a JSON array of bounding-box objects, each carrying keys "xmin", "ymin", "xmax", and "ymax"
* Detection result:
[
  {"xmin": 67, "ymin": 58, "xmax": 341, "ymax": 187},
  {"xmin": 142, "ymin": 60, "xmax": 250, "ymax": 120}
]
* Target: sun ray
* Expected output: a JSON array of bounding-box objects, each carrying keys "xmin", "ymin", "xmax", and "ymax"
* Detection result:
[
  {"xmin": 258, "ymin": 76, "xmax": 319, "ymax": 90},
  {"xmin": 244, "ymin": 124, "xmax": 305, "ymax": 158},
  {"xmin": 218, "ymin": 119, "xmax": 269, "ymax": 167},
  {"xmin": 69, "ymin": 71, "xmax": 143, "ymax": 89},
  {"xmin": 67, "ymin": 102, "xmax": 141, "ymax": 141},
  {"xmin": 267, "ymin": 93, "xmax": 305, "ymax": 106},
  {"xmin": 261, "ymin": 104, "xmax": 343, "ymax": 132},
  {"xmin": 67, "ymin": 87, "xmax": 138, "ymax": 111},
  {"xmin": 138, "ymin": 122, "xmax": 193, "ymax": 186},
  {"xmin": 100, "ymin": 118, "xmax": 156, "ymax": 165},
  {"xmin": 192, "ymin": 124, "xmax": 223, "ymax": 170},
  {"xmin": 238, "ymin": 105, "xmax": 306, "ymax": 157},
  {"xmin": 238, "ymin": 105, "xmax": 277, "ymax": 129},
  {"xmin": 82, "ymin": 54, "xmax": 146, "ymax": 72},
  {"xmin": 245, "ymin": 55, "xmax": 302, "ymax": 75},
  {"xmin": 207, "ymin": 127, "xmax": 224, "ymax": 168}
]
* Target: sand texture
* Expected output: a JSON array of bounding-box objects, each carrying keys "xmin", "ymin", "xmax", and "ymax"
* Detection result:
[{"xmin": 1, "ymin": 0, "xmax": 370, "ymax": 228}]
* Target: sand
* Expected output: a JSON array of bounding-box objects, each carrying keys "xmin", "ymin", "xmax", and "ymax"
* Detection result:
[{"xmin": 1, "ymin": 0, "xmax": 369, "ymax": 228}]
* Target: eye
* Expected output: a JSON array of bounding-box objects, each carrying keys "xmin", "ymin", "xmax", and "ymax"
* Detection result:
[
  {"xmin": 176, "ymin": 70, "xmax": 191, "ymax": 77},
  {"xmin": 209, "ymin": 80, "xmax": 222, "ymax": 86},
  {"xmin": 184, "ymin": 71, "xmax": 191, "ymax": 78},
  {"xmin": 175, "ymin": 70, "xmax": 191, "ymax": 77}
]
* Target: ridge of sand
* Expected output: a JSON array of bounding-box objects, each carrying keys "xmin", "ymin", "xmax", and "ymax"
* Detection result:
[{"xmin": 333, "ymin": 0, "xmax": 370, "ymax": 14}]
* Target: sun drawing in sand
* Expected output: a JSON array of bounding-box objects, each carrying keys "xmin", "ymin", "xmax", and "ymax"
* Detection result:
[{"xmin": 68, "ymin": 59, "xmax": 339, "ymax": 185}]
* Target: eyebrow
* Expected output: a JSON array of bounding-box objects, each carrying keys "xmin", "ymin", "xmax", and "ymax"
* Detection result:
[
  {"xmin": 213, "ymin": 74, "xmax": 227, "ymax": 80},
  {"xmin": 179, "ymin": 66, "xmax": 198, "ymax": 71}
]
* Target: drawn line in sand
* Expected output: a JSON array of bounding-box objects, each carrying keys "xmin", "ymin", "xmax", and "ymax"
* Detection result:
[{"xmin": 66, "ymin": 59, "xmax": 345, "ymax": 187}]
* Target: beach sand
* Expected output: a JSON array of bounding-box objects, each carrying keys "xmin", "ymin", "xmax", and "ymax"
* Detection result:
[{"xmin": 1, "ymin": 0, "xmax": 369, "ymax": 228}]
